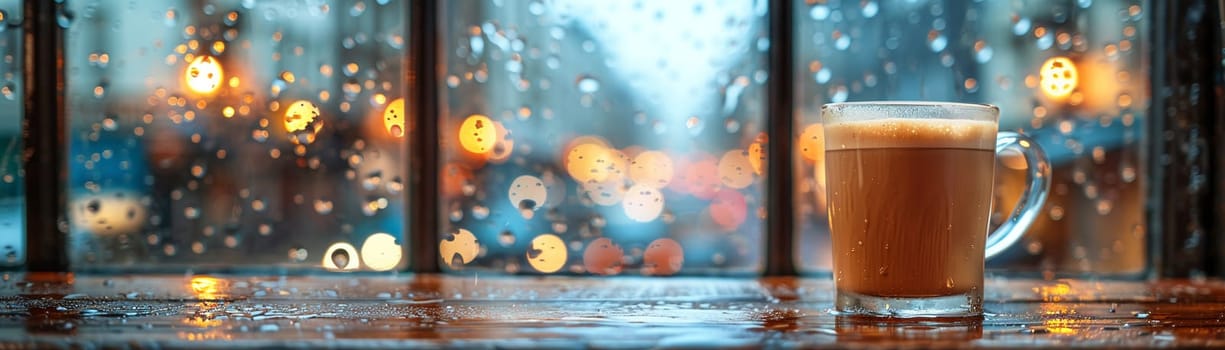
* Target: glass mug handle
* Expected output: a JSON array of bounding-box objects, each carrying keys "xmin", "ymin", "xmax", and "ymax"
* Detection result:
[{"xmin": 984, "ymin": 131, "xmax": 1052, "ymax": 260}]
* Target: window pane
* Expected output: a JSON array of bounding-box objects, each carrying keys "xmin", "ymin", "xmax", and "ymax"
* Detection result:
[
  {"xmin": 794, "ymin": 0, "xmax": 1148, "ymax": 276},
  {"xmin": 0, "ymin": 0, "xmax": 20, "ymax": 268},
  {"xmin": 64, "ymin": 1, "xmax": 409, "ymax": 271},
  {"xmin": 438, "ymin": 0, "xmax": 770, "ymax": 275}
]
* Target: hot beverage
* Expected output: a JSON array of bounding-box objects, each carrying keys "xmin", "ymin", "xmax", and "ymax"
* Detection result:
[
  {"xmin": 825, "ymin": 118, "xmax": 996, "ymax": 297},
  {"xmin": 821, "ymin": 102, "xmax": 1049, "ymax": 317}
]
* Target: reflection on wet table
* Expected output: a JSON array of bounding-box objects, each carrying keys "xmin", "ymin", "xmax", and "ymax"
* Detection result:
[{"xmin": 3, "ymin": 274, "xmax": 1225, "ymax": 348}]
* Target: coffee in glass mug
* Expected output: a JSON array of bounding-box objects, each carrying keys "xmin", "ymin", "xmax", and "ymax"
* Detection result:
[{"xmin": 822, "ymin": 102, "xmax": 1050, "ymax": 318}]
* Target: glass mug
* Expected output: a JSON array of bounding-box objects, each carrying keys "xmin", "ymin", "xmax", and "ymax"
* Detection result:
[{"xmin": 821, "ymin": 101, "xmax": 1050, "ymax": 318}]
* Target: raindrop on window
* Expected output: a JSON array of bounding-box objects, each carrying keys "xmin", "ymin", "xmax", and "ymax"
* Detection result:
[
  {"xmin": 861, "ymin": 1, "xmax": 879, "ymax": 18},
  {"xmin": 576, "ymin": 75, "xmax": 600, "ymax": 94},
  {"xmin": 1013, "ymin": 17, "xmax": 1031, "ymax": 36},
  {"xmin": 810, "ymin": 5, "xmax": 830, "ymax": 20}
]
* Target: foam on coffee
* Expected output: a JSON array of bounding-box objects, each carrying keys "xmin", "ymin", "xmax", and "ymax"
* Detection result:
[{"xmin": 824, "ymin": 118, "xmax": 997, "ymax": 151}]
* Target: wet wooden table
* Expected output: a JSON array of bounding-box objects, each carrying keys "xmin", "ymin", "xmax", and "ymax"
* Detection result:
[{"xmin": 2, "ymin": 273, "xmax": 1223, "ymax": 348}]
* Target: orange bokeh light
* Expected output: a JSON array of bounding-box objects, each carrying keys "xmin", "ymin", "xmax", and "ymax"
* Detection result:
[
  {"xmin": 797, "ymin": 123, "xmax": 825, "ymax": 163},
  {"xmin": 710, "ymin": 189, "xmax": 747, "ymax": 230},
  {"xmin": 566, "ymin": 143, "xmax": 614, "ymax": 184},
  {"xmin": 458, "ymin": 114, "xmax": 497, "ymax": 154},
  {"xmin": 1039, "ymin": 56, "xmax": 1078, "ymax": 99},
  {"xmin": 748, "ymin": 141, "xmax": 766, "ymax": 175},
  {"xmin": 382, "ymin": 98, "xmax": 406, "ymax": 138},
  {"xmin": 184, "ymin": 55, "xmax": 224, "ymax": 94},
  {"xmin": 674, "ymin": 153, "xmax": 721, "ymax": 200}
]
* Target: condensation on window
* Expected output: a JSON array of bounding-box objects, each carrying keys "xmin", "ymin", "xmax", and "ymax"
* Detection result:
[
  {"xmin": 64, "ymin": 0, "xmax": 409, "ymax": 271},
  {"xmin": 794, "ymin": 0, "xmax": 1148, "ymax": 277},
  {"xmin": 438, "ymin": 0, "xmax": 771, "ymax": 275}
]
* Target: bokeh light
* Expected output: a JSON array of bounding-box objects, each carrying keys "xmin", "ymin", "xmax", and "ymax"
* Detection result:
[
  {"xmin": 283, "ymin": 100, "xmax": 323, "ymax": 145},
  {"xmin": 797, "ymin": 123, "xmax": 824, "ymax": 163},
  {"xmin": 717, "ymin": 150, "xmax": 754, "ymax": 189},
  {"xmin": 562, "ymin": 135, "xmax": 611, "ymax": 158},
  {"xmin": 184, "ymin": 55, "xmax": 223, "ymax": 94},
  {"xmin": 676, "ymin": 153, "xmax": 721, "ymax": 200},
  {"xmin": 622, "ymin": 184, "xmax": 665, "ymax": 222},
  {"xmin": 322, "ymin": 242, "xmax": 360, "ymax": 271},
  {"xmin": 526, "ymin": 233, "xmax": 567, "ymax": 273},
  {"xmin": 628, "ymin": 150, "xmax": 674, "ymax": 189},
  {"xmin": 1040, "ymin": 56, "xmax": 1078, "ymax": 99},
  {"xmin": 710, "ymin": 189, "xmax": 747, "ymax": 230},
  {"xmin": 508, "ymin": 175, "xmax": 547, "ymax": 218},
  {"xmin": 71, "ymin": 191, "xmax": 148, "ymax": 236},
  {"xmin": 359, "ymin": 232, "xmax": 402, "ymax": 271},
  {"xmin": 382, "ymin": 98, "xmax": 406, "ymax": 138},
  {"xmin": 566, "ymin": 143, "xmax": 615, "ymax": 183},
  {"xmin": 583, "ymin": 237, "xmax": 624, "ymax": 275},
  {"xmin": 458, "ymin": 114, "xmax": 497, "ymax": 154},
  {"xmin": 748, "ymin": 141, "xmax": 766, "ymax": 175},
  {"xmin": 642, "ymin": 238, "xmax": 684, "ymax": 276},
  {"xmin": 439, "ymin": 228, "xmax": 480, "ymax": 268},
  {"xmin": 800, "ymin": 123, "xmax": 829, "ymax": 213}
]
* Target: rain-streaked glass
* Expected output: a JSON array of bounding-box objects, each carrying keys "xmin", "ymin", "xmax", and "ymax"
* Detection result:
[
  {"xmin": 438, "ymin": 0, "xmax": 770, "ymax": 275},
  {"xmin": 64, "ymin": 1, "xmax": 409, "ymax": 271},
  {"xmin": 0, "ymin": 0, "xmax": 20, "ymax": 268},
  {"xmin": 794, "ymin": 0, "xmax": 1148, "ymax": 276}
]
